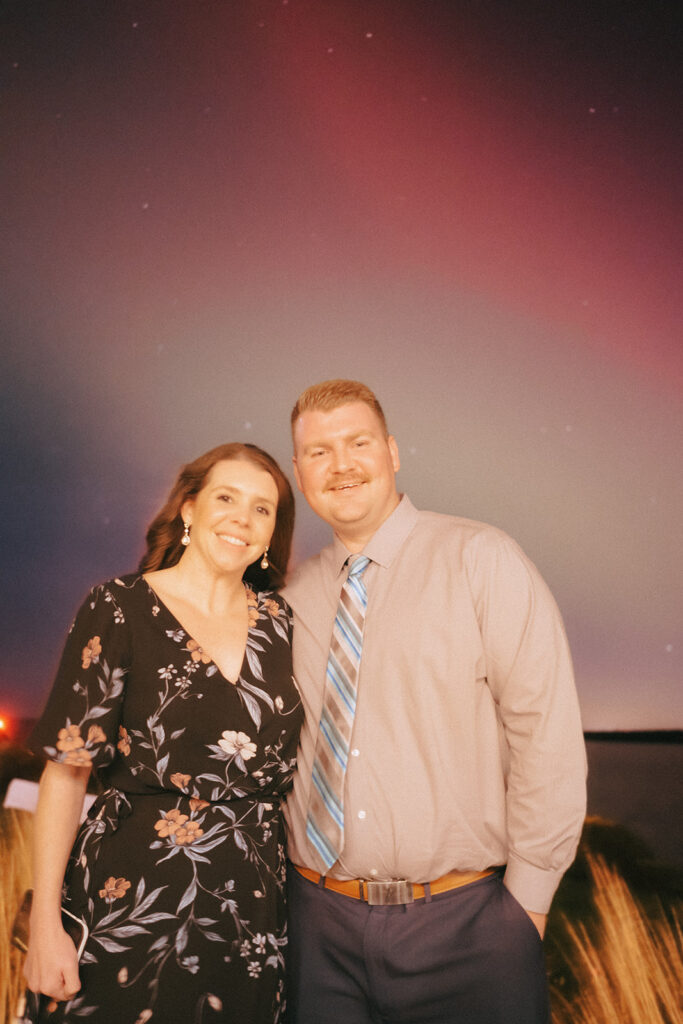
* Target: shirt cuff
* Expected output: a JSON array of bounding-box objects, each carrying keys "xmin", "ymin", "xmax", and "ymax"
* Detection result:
[{"xmin": 503, "ymin": 854, "xmax": 566, "ymax": 914}]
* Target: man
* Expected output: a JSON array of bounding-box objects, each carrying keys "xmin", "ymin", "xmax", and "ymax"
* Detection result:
[{"xmin": 282, "ymin": 379, "xmax": 586, "ymax": 1024}]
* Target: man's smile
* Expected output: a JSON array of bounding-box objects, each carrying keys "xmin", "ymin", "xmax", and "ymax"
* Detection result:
[{"xmin": 326, "ymin": 479, "xmax": 366, "ymax": 493}]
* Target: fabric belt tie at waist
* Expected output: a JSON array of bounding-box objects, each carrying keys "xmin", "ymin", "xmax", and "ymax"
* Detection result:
[
  {"xmin": 89, "ymin": 788, "xmax": 133, "ymax": 834},
  {"xmin": 293, "ymin": 864, "xmax": 494, "ymax": 905}
]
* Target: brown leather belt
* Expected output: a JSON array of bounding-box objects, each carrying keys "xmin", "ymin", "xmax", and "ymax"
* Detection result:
[{"xmin": 293, "ymin": 864, "xmax": 494, "ymax": 905}]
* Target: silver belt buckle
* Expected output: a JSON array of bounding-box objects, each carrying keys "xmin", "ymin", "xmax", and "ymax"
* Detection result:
[{"xmin": 365, "ymin": 879, "xmax": 414, "ymax": 905}]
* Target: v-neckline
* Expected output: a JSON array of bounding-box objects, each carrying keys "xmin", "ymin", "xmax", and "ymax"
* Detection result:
[{"xmin": 140, "ymin": 575, "xmax": 251, "ymax": 685}]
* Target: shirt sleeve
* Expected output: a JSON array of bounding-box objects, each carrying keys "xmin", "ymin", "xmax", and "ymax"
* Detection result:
[
  {"xmin": 468, "ymin": 531, "xmax": 587, "ymax": 913},
  {"xmin": 29, "ymin": 581, "xmax": 132, "ymax": 773}
]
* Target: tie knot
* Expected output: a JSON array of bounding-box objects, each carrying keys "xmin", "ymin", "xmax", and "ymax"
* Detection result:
[{"xmin": 346, "ymin": 555, "xmax": 370, "ymax": 578}]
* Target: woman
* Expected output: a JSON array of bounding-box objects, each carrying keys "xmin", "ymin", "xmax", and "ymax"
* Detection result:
[{"xmin": 23, "ymin": 443, "xmax": 303, "ymax": 1024}]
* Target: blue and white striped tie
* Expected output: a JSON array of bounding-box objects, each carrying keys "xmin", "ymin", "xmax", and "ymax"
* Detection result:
[{"xmin": 306, "ymin": 554, "xmax": 371, "ymax": 871}]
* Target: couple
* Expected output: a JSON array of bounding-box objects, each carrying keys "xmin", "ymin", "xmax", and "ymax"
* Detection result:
[{"xmin": 23, "ymin": 379, "xmax": 586, "ymax": 1024}]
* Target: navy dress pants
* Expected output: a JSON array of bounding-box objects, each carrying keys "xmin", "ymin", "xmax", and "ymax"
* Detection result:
[{"xmin": 285, "ymin": 866, "xmax": 549, "ymax": 1024}]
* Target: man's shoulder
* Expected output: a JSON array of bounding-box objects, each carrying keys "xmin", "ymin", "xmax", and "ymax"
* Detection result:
[
  {"xmin": 407, "ymin": 508, "xmax": 536, "ymax": 580},
  {"xmin": 281, "ymin": 546, "xmax": 332, "ymax": 606},
  {"xmin": 413, "ymin": 507, "xmax": 513, "ymax": 550}
]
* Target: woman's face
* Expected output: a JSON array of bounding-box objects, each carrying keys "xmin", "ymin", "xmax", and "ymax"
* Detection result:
[{"xmin": 181, "ymin": 459, "xmax": 279, "ymax": 577}]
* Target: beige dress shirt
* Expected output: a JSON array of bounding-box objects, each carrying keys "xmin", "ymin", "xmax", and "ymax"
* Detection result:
[{"xmin": 282, "ymin": 495, "xmax": 586, "ymax": 913}]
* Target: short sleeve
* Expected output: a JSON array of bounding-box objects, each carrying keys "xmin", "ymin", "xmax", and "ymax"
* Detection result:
[{"xmin": 29, "ymin": 580, "xmax": 132, "ymax": 773}]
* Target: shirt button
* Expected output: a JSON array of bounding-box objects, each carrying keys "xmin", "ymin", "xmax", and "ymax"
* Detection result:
[
  {"xmin": 351, "ymin": 748, "xmax": 360, "ymax": 757},
  {"xmin": 358, "ymin": 810, "xmax": 366, "ymax": 820},
  {"xmin": 370, "ymin": 868, "xmax": 378, "ymax": 877}
]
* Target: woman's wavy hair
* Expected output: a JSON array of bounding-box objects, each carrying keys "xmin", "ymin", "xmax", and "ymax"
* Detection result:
[{"xmin": 138, "ymin": 443, "xmax": 295, "ymax": 590}]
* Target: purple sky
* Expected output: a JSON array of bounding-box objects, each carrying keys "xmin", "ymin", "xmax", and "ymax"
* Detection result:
[{"xmin": 1, "ymin": 0, "xmax": 681, "ymax": 731}]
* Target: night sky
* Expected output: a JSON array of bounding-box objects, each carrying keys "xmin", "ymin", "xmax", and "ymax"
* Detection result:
[{"xmin": 1, "ymin": 0, "xmax": 681, "ymax": 730}]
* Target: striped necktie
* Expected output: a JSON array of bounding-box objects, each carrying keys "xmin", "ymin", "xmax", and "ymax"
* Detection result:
[{"xmin": 306, "ymin": 554, "xmax": 371, "ymax": 871}]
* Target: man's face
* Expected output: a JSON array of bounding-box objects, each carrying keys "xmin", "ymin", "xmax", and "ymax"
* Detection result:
[{"xmin": 292, "ymin": 401, "xmax": 400, "ymax": 550}]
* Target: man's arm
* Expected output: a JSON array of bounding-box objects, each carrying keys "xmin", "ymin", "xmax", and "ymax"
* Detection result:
[{"xmin": 470, "ymin": 530, "xmax": 587, "ymax": 917}]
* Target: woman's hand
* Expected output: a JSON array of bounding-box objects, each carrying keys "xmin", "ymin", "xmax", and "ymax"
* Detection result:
[{"xmin": 24, "ymin": 916, "xmax": 81, "ymax": 1002}]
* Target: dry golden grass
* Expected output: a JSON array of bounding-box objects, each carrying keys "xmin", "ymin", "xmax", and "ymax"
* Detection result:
[
  {"xmin": 551, "ymin": 854, "xmax": 683, "ymax": 1024},
  {"xmin": 2, "ymin": 807, "xmax": 681, "ymax": 1023},
  {"xmin": 0, "ymin": 808, "xmax": 33, "ymax": 1024}
]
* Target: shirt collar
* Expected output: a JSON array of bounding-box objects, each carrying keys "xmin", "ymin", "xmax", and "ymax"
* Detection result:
[{"xmin": 329, "ymin": 494, "xmax": 419, "ymax": 576}]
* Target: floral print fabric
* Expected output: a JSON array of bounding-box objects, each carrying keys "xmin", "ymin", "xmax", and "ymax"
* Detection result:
[{"xmin": 25, "ymin": 575, "xmax": 303, "ymax": 1024}]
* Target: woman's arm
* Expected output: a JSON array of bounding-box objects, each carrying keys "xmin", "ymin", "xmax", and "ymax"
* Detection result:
[{"xmin": 23, "ymin": 760, "xmax": 91, "ymax": 1003}]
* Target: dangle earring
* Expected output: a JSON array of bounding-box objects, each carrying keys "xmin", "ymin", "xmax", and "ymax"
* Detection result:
[
  {"xmin": 181, "ymin": 522, "xmax": 191, "ymax": 547},
  {"xmin": 260, "ymin": 547, "xmax": 269, "ymax": 570}
]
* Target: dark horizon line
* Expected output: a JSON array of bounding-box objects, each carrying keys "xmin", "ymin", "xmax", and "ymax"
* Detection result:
[
  {"xmin": 3, "ymin": 719, "xmax": 683, "ymax": 746},
  {"xmin": 584, "ymin": 729, "xmax": 683, "ymax": 744}
]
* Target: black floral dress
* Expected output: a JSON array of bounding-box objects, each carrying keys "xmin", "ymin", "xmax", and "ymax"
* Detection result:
[{"xmin": 25, "ymin": 574, "xmax": 303, "ymax": 1024}]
